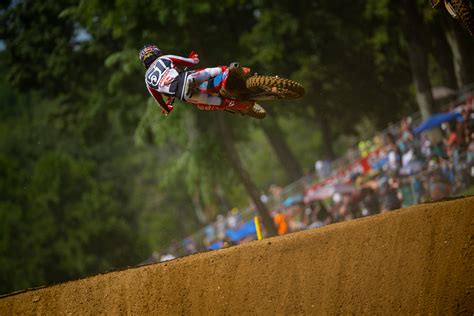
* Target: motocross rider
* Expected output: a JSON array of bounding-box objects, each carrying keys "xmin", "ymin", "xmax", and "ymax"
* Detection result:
[{"xmin": 139, "ymin": 44, "xmax": 239, "ymax": 114}]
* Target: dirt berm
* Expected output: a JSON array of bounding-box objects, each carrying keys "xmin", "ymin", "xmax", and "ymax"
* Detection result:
[{"xmin": 1, "ymin": 197, "xmax": 473, "ymax": 314}]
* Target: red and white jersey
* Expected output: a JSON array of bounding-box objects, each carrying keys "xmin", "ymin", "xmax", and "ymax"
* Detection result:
[{"xmin": 145, "ymin": 54, "xmax": 199, "ymax": 96}]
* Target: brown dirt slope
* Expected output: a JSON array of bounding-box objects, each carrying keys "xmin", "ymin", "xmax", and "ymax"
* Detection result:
[{"xmin": 1, "ymin": 197, "xmax": 473, "ymax": 315}]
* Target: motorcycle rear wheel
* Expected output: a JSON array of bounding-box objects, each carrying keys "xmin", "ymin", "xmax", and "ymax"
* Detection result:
[{"xmin": 246, "ymin": 76, "xmax": 305, "ymax": 101}]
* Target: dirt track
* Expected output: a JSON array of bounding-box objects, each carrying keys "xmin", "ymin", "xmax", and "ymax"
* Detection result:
[{"xmin": 1, "ymin": 197, "xmax": 473, "ymax": 314}]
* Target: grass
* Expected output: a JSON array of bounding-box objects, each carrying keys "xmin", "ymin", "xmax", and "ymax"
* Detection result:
[{"xmin": 459, "ymin": 184, "xmax": 474, "ymax": 196}]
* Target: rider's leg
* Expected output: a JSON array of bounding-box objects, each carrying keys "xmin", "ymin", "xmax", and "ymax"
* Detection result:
[
  {"xmin": 183, "ymin": 67, "xmax": 226, "ymax": 100},
  {"xmin": 182, "ymin": 67, "xmax": 255, "ymax": 113},
  {"xmin": 189, "ymin": 67, "xmax": 226, "ymax": 84}
]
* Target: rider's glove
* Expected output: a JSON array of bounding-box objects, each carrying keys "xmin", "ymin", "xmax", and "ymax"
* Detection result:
[
  {"xmin": 188, "ymin": 50, "xmax": 199, "ymax": 62},
  {"xmin": 161, "ymin": 103, "xmax": 174, "ymax": 115},
  {"xmin": 161, "ymin": 104, "xmax": 173, "ymax": 115}
]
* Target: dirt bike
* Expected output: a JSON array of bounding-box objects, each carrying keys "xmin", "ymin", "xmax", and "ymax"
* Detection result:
[
  {"xmin": 191, "ymin": 62, "xmax": 305, "ymax": 119},
  {"xmin": 432, "ymin": 0, "xmax": 474, "ymax": 35}
]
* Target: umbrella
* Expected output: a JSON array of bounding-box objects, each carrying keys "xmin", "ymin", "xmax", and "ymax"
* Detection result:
[
  {"xmin": 282, "ymin": 194, "xmax": 304, "ymax": 207},
  {"xmin": 399, "ymin": 160, "xmax": 425, "ymax": 176},
  {"xmin": 225, "ymin": 219, "xmax": 256, "ymax": 242},
  {"xmin": 414, "ymin": 111, "xmax": 463, "ymax": 135},
  {"xmin": 207, "ymin": 240, "xmax": 224, "ymax": 250}
]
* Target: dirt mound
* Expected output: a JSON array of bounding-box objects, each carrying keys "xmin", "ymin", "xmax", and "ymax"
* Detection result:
[{"xmin": 1, "ymin": 197, "xmax": 473, "ymax": 314}]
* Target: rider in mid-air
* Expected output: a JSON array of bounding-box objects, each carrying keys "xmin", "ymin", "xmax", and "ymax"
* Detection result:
[{"xmin": 139, "ymin": 44, "xmax": 251, "ymax": 115}]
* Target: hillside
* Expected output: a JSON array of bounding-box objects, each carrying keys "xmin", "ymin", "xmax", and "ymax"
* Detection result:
[{"xmin": 1, "ymin": 197, "xmax": 473, "ymax": 314}]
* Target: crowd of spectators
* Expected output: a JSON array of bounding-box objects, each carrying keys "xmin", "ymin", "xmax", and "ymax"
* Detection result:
[{"xmin": 144, "ymin": 92, "xmax": 474, "ymax": 263}]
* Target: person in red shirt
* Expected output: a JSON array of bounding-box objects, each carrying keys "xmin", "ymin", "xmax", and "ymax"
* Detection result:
[{"xmin": 139, "ymin": 44, "xmax": 234, "ymax": 115}]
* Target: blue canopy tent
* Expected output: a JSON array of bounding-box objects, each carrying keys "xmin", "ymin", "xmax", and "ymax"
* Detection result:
[
  {"xmin": 207, "ymin": 240, "xmax": 225, "ymax": 250},
  {"xmin": 225, "ymin": 219, "xmax": 257, "ymax": 243},
  {"xmin": 414, "ymin": 112, "xmax": 463, "ymax": 135},
  {"xmin": 370, "ymin": 156, "xmax": 388, "ymax": 170}
]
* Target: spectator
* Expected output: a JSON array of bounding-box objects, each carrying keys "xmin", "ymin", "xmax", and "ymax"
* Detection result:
[
  {"xmin": 318, "ymin": 202, "xmax": 334, "ymax": 226},
  {"xmin": 227, "ymin": 208, "xmax": 242, "ymax": 229},
  {"xmin": 329, "ymin": 193, "xmax": 343, "ymax": 221},
  {"xmin": 379, "ymin": 176, "xmax": 402, "ymax": 212},
  {"xmin": 303, "ymin": 203, "xmax": 317, "ymax": 227},
  {"xmin": 398, "ymin": 176, "xmax": 416, "ymax": 207},
  {"xmin": 222, "ymin": 237, "xmax": 237, "ymax": 248},
  {"xmin": 445, "ymin": 122, "xmax": 458, "ymax": 151},
  {"xmin": 432, "ymin": 141, "xmax": 446, "ymax": 159},
  {"xmin": 315, "ymin": 160, "xmax": 331, "ymax": 180},
  {"xmin": 337, "ymin": 196, "xmax": 354, "ymax": 221},
  {"xmin": 268, "ymin": 184, "xmax": 283, "ymax": 204},
  {"xmin": 420, "ymin": 134, "xmax": 432, "ymax": 159},
  {"xmin": 467, "ymin": 135, "xmax": 474, "ymax": 166},
  {"xmin": 400, "ymin": 117, "xmax": 414, "ymax": 142},
  {"xmin": 160, "ymin": 252, "xmax": 176, "ymax": 262},
  {"xmin": 410, "ymin": 176, "xmax": 423, "ymax": 204},
  {"xmin": 203, "ymin": 223, "xmax": 216, "ymax": 246},
  {"xmin": 427, "ymin": 170, "xmax": 451, "ymax": 200},
  {"xmin": 345, "ymin": 193, "xmax": 362, "ymax": 219},
  {"xmin": 215, "ymin": 214, "xmax": 226, "ymax": 240},
  {"xmin": 183, "ymin": 238, "xmax": 197, "ymax": 255},
  {"xmin": 286, "ymin": 202, "xmax": 306, "ymax": 231},
  {"xmin": 273, "ymin": 211, "xmax": 289, "ymax": 236},
  {"xmin": 360, "ymin": 187, "xmax": 380, "ymax": 216},
  {"xmin": 386, "ymin": 142, "xmax": 401, "ymax": 173}
]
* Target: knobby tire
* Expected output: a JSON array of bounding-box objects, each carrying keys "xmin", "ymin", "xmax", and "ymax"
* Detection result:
[{"xmin": 246, "ymin": 76, "xmax": 305, "ymax": 100}]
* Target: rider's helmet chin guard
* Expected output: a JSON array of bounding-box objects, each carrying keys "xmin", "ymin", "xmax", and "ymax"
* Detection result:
[{"xmin": 139, "ymin": 44, "xmax": 162, "ymax": 69}]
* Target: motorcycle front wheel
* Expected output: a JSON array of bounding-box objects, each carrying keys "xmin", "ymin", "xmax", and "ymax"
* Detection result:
[
  {"xmin": 448, "ymin": 0, "xmax": 474, "ymax": 35},
  {"xmin": 246, "ymin": 76, "xmax": 305, "ymax": 101}
]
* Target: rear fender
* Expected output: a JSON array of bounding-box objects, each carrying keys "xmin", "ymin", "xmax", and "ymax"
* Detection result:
[{"xmin": 222, "ymin": 66, "xmax": 252, "ymax": 99}]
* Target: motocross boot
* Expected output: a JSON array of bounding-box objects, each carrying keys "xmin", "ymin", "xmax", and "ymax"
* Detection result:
[
  {"xmin": 226, "ymin": 100, "xmax": 266, "ymax": 119},
  {"xmin": 247, "ymin": 103, "xmax": 266, "ymax": 119}
]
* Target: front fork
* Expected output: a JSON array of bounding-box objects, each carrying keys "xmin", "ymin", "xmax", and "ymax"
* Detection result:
[
  {"xmin": 433, "ymin": 0, "xmax": 472, "ymax": 19},
  {"xmin": 444, "ymin": 1, "xmax": 459, "ymax": 18}
]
